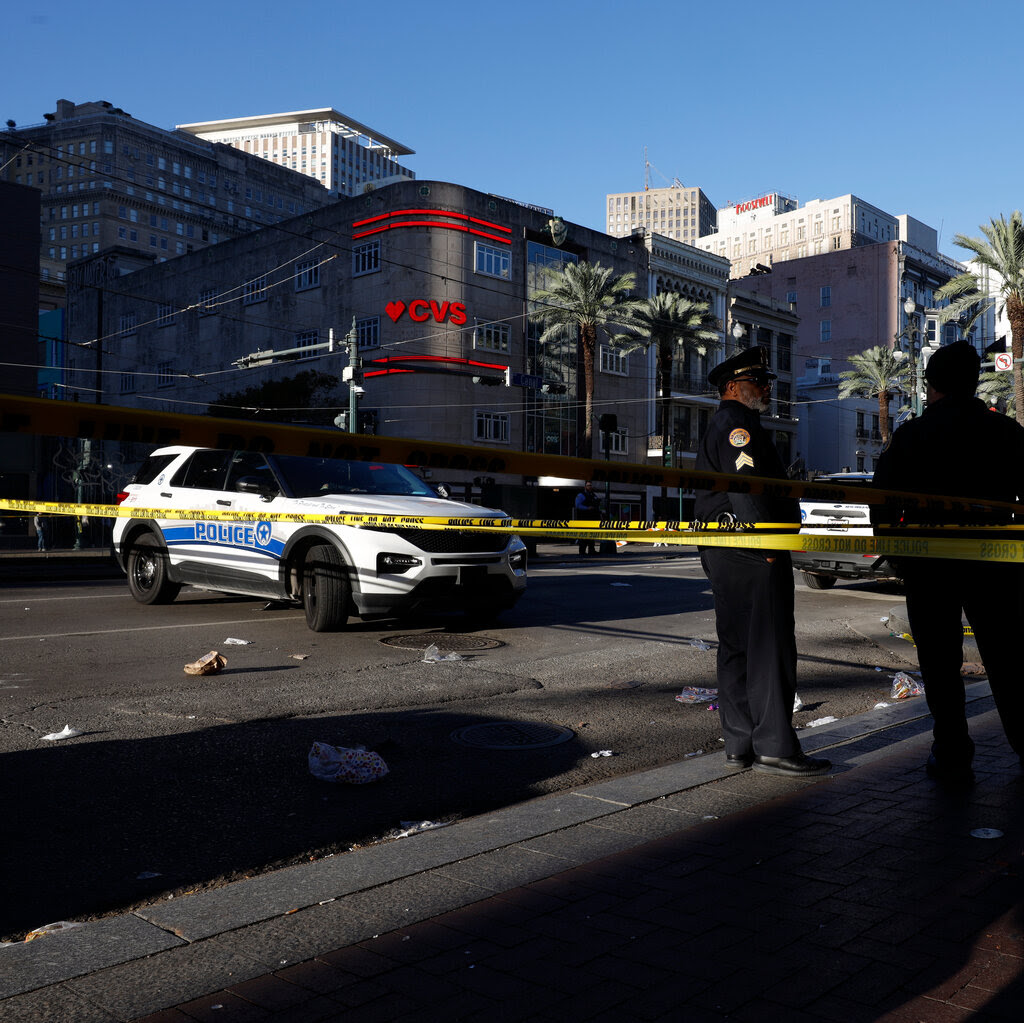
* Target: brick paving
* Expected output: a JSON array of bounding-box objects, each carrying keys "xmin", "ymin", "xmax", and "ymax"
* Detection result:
[{"xmin": 133, "ymin": 710, "xmax": 1024, "ymax": 1023}]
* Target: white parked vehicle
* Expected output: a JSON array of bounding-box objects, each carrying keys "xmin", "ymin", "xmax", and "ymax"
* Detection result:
[
  {"xmin": 113, "ymin": 446, "xmax": 527, "ymax": 630},
  {"xmin": 791, "ymin": 472, "xmax": 901, "ymax": 590}
]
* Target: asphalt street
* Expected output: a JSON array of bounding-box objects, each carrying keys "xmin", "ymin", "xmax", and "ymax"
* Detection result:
[{"xmin": 0, "ymin": 545, "xmax": 923, "ymax": 942}]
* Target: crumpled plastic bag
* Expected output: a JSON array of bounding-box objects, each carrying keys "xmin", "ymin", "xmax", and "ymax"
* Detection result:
[
  {"xmin": 308, "ymin": 742, "xmax": 389, "ymax": 784},
  {"xmin": 675, "ymin": 687, "xmax": 718, "ymax": 704},
  {"xmin": 42, "ymin": 725, "xmax": 83, "ymax": 741},
  {"xmin": 184, "ymin": 651, "xmax": 227, "ymax": 676},
  {"xmin": 891, "ymin": 671, "xmax": 925, "ymax": 699},
  {"xmin": 422, "ymin": 643, "xmax": 463, "ymax": 663}
]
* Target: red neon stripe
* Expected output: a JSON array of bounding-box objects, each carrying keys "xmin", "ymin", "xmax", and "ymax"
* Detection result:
[
  {"xmin": 364, "ymin": 368, "xmax": 415, "ymax": 378},
  {"xmin": 468, "ymin": 216, "xmax": 511, "ymax": 233},
  {"xmin": 368, "ymin": 354, "xmax": 506, "ymax": 371},
  {"xmin": 352, "ymin": 220, "xmax": 511, "ymax": 244},
  {"xmin": 352, "ymin": 208, "xmax": 510, "ymax": 234}
]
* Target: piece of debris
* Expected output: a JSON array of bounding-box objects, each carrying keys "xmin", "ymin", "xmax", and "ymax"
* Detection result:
[
  {"xmin": 389, "ymin": 820, "xmax": 451, "ymax": 839},
  {"xmin": 890, "ymin": 671, "xmax": 924, "ymax": 699},
  {"xmin": 793, "ymin": 693, "xmax": 804, "ymax": 712},
  {"xmin": 308, "ymin": 742, "xmax": 389, "ymax": 784},
  {"xmin": 689, "ymin": 639, "xmax": 711, "ymax": 650},
  {"xmin": 24, "ymin": 921, "xmax": 85, "ymax": 942},
  {"xmin": 41, "ymin": 725, "xmax": 83, "ymax": 742},
  {"xmin": 291, "ymin": 654, "xmax": 309, "ymax": 660},
  {"xmin": 422, "ymin": 644, "xmax": 463, "ymax": 663},
  {"xmin": 590, "ymin": 750, "xmax": 613, "ymax": 758},
  {"xmin": 675, "ymin": 687, "xmax": 718, "ymax": 704},
  {"xmin": 223, "ymin": 637, "xmax": 251, "ymax": 645},
  {"xmin": 805, "ymin": 716, "xmax": 838, "ymax": 728},
  {"xmin": 184, "ymin": 651, "xmax": 227, "ymax": 676}
]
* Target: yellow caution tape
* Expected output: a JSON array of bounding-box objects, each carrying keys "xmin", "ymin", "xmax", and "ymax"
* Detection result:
[
  {"xmin": 4, "ymin": 498, "xmax": 1024, "ymax": 564},
  {"xmin": 4, "ymin": 393, "xmax": 1024, "ymax": 516}
]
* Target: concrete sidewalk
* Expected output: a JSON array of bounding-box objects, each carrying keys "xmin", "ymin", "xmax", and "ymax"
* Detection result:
[{"xmin": 3, "ymin": 681, "xmax": 1020, "ymax": 1022}]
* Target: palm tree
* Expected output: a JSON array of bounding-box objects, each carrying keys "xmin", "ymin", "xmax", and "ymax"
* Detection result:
[
  {"xmin": 531, "ymin": 262, "xmax": 645, "ymax": 454},
  {"xmin": 838, "ymin": 346, "xmax": 910, "ymax": 447},
  {"xmin": 613, "ymin": 292, "xmax": 720, "ymax": 465},
  {"xmin": 935, "ymin": 212, "xmax": 1024, "ymax": 425},
  {"xmin": 977, "ymin": 370, "xmax": 1017, "ymax": 417}
]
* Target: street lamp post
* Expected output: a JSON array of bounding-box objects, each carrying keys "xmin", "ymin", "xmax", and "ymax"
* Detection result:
[{"xmin": 898, "ymin": 297, "xmax": 924, "ymax": 417}]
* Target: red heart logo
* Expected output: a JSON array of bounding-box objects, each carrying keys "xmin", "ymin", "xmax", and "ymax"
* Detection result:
[{"xmin": 385, "ymin": 301, "xmax": 405, "ymax": 323}]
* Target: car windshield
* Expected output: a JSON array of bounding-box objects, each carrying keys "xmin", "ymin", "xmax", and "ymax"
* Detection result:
[{"xmin": 270, "ymin": 455, "xmax": 437, "ymax": 498}]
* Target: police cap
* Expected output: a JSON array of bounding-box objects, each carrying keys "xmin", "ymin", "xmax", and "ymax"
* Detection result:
[
  {"xmin": 708, "ymin": 345, "xmax": 776, "ymax": 390},
  {"xmin": 924, "ymin": 341, "xmax": 980, "ymax": 397}
]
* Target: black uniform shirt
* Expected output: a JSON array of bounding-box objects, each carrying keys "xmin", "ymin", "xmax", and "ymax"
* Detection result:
[
  {"xmin": 872, "ymin": 396, "xmax": 1024, "ymax": 527},
  {"xmin": 694, "ymin": 399, "xmax": 799, "ymax": 525}
]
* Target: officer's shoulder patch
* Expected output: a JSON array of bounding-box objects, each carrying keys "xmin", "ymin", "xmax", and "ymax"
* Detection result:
[{"xmin": 728, "ymin": 428, "xmax": 751, "ymax": 448}]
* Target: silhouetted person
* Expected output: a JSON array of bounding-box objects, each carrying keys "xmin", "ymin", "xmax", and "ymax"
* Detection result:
[{"xmin": 872, "ymin": 341, "xmax": 1024, "ymax": 783}]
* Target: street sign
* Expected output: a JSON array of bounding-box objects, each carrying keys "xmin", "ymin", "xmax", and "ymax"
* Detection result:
[
  {"xmin": 512, "ymin": 372, "xmax": 544, "ymax": 389},
  {"xmin": 995, "ymin": 352, "xmax": 1013, "ymax": 372}
]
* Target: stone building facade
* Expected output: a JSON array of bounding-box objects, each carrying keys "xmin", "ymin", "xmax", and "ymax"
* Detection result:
[{"xmin": 66, "ymin": 180, "xmax": 652, "ymax": 505}]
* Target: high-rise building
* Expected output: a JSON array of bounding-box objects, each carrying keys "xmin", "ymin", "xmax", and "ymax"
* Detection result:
[
  {"xmin": 605, "ymin": 185, "xmax": 717, "ymax": 244},
  {"xmin": 0, "ymin": 98, "xmax": 334, "ymax": 298},
  {"xmin": 697, "ymin": 192, "xmax": 897, "ymax": 278},
  {"xmin": 177, "ymin": 108, "xmax": 415, "ymax": 196}
]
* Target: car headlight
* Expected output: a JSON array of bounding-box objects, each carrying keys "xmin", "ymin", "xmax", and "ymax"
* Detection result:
[
  {"xmin": 509, "ymin": 549, "xmax": 527, "ymax": 571},
  {"xmin": 377, "ymin": 552, "xmax": 422, "ymax": 574}
]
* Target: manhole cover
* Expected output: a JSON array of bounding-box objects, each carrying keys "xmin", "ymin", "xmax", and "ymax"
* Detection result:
[
  {"xmin": 450, "ymin": 721, "xmax": 575, "ymax": 750},
  {"xmin": 380, "ymin": 633, "xmax": 504, "ymax": 652}
]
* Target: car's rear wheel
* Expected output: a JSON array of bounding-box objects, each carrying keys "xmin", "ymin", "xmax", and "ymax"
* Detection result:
[
  {"xmin": 303, "ymin": 544, "xmax": 350, "ymax": 631},
  {"xmin": 126, "ymin": 533, "xmax": 181, "ymax": 605},
  {"xmin": 802, "ymin": 571, "xmax": 838, "ymax": 590}
]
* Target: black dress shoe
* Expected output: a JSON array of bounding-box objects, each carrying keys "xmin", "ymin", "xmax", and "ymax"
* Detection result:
[
  {"xmin": 725, "ymin": 753, "xmax": 753, "ymax": 769},
  {"xmin": 753, "ymin": 753, "xmax": 831, "ymax": 777}
]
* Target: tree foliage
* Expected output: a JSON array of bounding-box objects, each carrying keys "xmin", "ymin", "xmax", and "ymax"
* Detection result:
[
  {"xmin": 614, "ymin": 292, "xmax": 720, "ymax": 461},
  {"xmin": 935, "ymin": 211, "xmax": 1024, "ymax": 425},
  {"xmin": 837, "ymin": 346, "xmax": 910, "ymax": 447},
  {"xmin": 530, "ymin": 262, "xmax": 645, "ymax": 454}
]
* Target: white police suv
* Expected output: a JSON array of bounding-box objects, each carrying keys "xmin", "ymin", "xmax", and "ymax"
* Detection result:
[{"xmin": 113, "ymin": 446, "xmax": 527, "ymax": 631}]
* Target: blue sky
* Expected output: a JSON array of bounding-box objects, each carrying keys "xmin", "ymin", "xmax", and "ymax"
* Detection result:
[{"xmin": 7, "ymin": 0, "xmax": 1019, "ymax": 257}]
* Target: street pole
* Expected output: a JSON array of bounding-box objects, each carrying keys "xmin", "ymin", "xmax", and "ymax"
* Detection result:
[{"xmin": 345, "ymin": 317, "xmax": 361, "ymax": 432}]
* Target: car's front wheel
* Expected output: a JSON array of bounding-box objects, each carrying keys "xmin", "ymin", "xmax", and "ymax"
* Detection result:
[
  {"xmin": 126, "ymin": 533, "xmax": 181, "ymax": 605},
  {"xmin": 303, "ymin": 544, "xmax": 350, "ymax": 631},
  {"xmin": 802, "ymin": 571, "xmax": 838, "ymax": 590}
]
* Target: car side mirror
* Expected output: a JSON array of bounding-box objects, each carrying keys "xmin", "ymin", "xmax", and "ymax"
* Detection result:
[{"xmin": 235, "ymin": 476, "xmax": 278, "ymax": 501}]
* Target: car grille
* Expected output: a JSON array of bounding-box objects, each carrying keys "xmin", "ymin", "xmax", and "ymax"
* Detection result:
[{"xmin": 364, "ymin": 527, "xmax": 509, "ymax": 554}]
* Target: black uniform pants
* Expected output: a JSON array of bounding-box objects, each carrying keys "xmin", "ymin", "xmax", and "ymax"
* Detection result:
[
  {"xmin": 901, "ymin": 558, "xmax": 1024, "ymax": 763},
  {"xmin": 699, "ymin": 547, "xmax": 800, "ymax": 759}
]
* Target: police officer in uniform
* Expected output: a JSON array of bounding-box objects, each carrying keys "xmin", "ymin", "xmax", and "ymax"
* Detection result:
[{"xmin": 695, "ymin": 346, "xmax": 831, "ymax": 777}]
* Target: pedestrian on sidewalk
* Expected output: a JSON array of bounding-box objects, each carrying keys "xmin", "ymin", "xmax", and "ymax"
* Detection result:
[
  {"xmin": 872, "ymin": 341, "xmax": 1024, "ymax": 783},
  {"xmin": 574, "ymin": 480, "xmax": 602, "ymax": 556},
  {"xmin": 33, "ymin": 513, "xmax": 48, "ymax": 552},
  {"xmin": 694, "ymin": 346, "xmax": 830, "ymax": 777}
]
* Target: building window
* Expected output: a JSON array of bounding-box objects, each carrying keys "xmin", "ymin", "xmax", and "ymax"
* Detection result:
[
  {"xmin": 242, "ymin": 275, "xmax": 268, "ymax": 304},
  {"xmin": 475, "ymin": 242, "xmax": 511, "ymax": 280},
  {"xmin": 474, "ymin": 410, "xmax": 510, "ymax": 443},
  {"xmin": 156, "ymin": 303, "xmax": 174, "ymax": 326},
  {"xmin": 294, "ymin": 330, "xmax": 319, "ymax": 357},
  {"xmin": 600, "ymin": 345, "xmax": 628, "ymax": 375},
  {"xmin": 119, "ymin": 372, "xmax": 136, "ymax": 394},
  {"xmin": 157, "ymin": 361, "xmax": 174, "ymax": 387},
  {"xmin": 600, "ymin": 429, "xmax": 628, "ymax": 455},
  {"xmin": 820, "ymin": 286, "xmax": 831, "ymax": 308},
  {"xmin": 356, "ymin": 316, "xmax": 380, "ymax": 350},
  {"xmin": 475, "ymin": 321, "xmax": 510, "ymax": 353},
  {"xmin": 198, "ymin": 289, "xmax": 217, "ymax": 315},
  {"xmin": 352, "ymin": 240, "xmax": 380, "ymax": 276},
  {"xmin": 820, "ymin": 320, "xmax": 832, "ymax": 343},
  {"xmin": 294, "ymin": 258, "xmax": 320, "ymax": 291},
  {"xmin": 119, "ymin": 312, "xmax": 137, "ymax": 336}
]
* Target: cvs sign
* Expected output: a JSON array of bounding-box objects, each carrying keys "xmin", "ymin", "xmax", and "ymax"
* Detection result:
[{"xmin": 385, "ymin": 300, "xmax": 468, "ymax": 326}]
